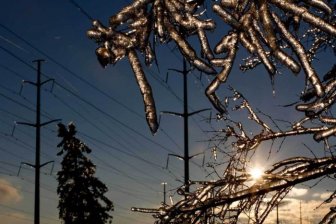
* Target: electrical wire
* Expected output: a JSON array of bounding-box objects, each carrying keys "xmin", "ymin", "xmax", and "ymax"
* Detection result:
[
  {"xmin": 1, "ymin": 41, "xmax": 212, "ymax": 186},
  {"xmin": 0, "ymin": 11, "xmax": 217, "ymax": 221},
  {"xmin": 0, "ymin": 88, "xmax": 176, "ymax": 186},
  {"xmin": 48, "ymin": 90, "xmax": 164, "ymax": 169},
  {"xmin": 0, "ymin": 47, "xmax": 186, "ymax": 186},
  {"xmin": 0, "ymin": 204, "xmax": 59, "ymax": 223},
  {"xmin": 67, "ymin": 0, "xmax": 94, "ymax": 21},
  {"xmin": 0, "ymin": 44, "xmax": 180, "ymax": 155},
  {"xmin": 0, "ymin": 27, "xmax": 212, "ymax": 190},
  {"xmin": 61, "ymin": 0, "xmax": 213, "ymax": 168},
  {"xmin": 0, "ymin": 21, "xmax": 185, "ymax": 151}
]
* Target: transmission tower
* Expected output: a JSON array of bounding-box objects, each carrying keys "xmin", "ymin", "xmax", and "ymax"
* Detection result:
[
  {"xmin": 16, "ymin": 60, "xmax": 60, "ymax": 224},
  {"xmin": 163, "ymin": 58, "xmax": 209, "ymax": 193}
]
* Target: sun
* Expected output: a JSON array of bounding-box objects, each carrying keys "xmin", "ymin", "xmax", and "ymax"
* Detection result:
[{"xmin": 249, "ymin": 167, "xmax": 264, "ymax": 180}]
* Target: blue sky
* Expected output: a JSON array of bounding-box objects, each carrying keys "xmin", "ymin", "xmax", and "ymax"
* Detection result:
[{"xmin": 0, "ymin": 0, "xmax": 335, "ymax": 223}]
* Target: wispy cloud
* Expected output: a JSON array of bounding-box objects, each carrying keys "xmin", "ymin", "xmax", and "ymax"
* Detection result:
[
  {"xmin": 288, "ymin": 187, "xmax": 308, "ymax": 197},
  {"xmin": 0, "ymin": 212, "xmax": 30, "ymax": 224},
  {"xmin": 262, "ymin": 198, "xmax": 335, "ymax": 224},
  {"xmin": 238, "ymin": 188, "xmax": 335, "ymax": 224},
  {"xmin": 313, "ymin": 192, "xmax": 333, "ymax": 200},
  {"xmin": 0, "ymin": 179, "xmax": 22, "ymax": 204}
]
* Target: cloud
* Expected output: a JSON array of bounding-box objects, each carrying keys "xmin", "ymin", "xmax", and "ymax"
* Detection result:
[
  {"xmin": 313, "ymin": 192, "xmax": 333, "ymax": 200},
  {"xmin": 259, "ymin": 198, "xmax": 336, "ymax": 224},
  {"xmin": 320, "ymin": 192, "xmax": 332, "ymax": 200},
  {"xmin": 287, "ymin": 187, "xmax": 308, "ymax": 197},
  {"xmin": 0, "ymin": 179, "xmax": 22, "ymax": 204},
  {"xmin": 0, "ymin": 212, "xmax": 30, "ymax": 224},
  {"xmin": 313, "ymin": 193, "xmax": 320, "ymax": 198},
  {"xmin": 237, "ymin": 193, "xmax": 335, "ymax": 224}
]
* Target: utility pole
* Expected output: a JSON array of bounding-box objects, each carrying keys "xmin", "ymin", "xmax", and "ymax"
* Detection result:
[
  {"xmin": 16, "ymin": 60, "xmax": 60, "ymax": 224},
  {"xmin": 300, "ymin": 201, "xmax": 302, "ymax": 224},
  {"xmin": 162, "ymin": 182, "xmax": 167, "ymax": 205},
  {"xmin": 276, "ymin": 204, "xmax": 279, "ymax": 224},
  {"xmin": 163, "ymin": 58, "xmax": 209, "ymax": 193}
]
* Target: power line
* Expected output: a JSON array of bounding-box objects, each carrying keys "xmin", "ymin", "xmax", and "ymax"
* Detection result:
[
  {"xmin": 0, "ymin": 165, "xmax": 56, "ymax": 194},
  {"xmin": 0, "ymin": 161, "xmax": 53, "ymax": 178},
  {"xmin": 0, "ymin": 47, "xmax": 185, "ymax": 184},
  {"xmin": 0, "ymin": 45, "xmax": 36, "ymax": 71},
  {"xmin": 0, "ymin": 23, "xmax": 145, "ymax": 120},
  {"xmin": 0, "ymin": 53, "xmax": 205, "ymax": 182},
  {"xmin": 79, "ymin": 131, "xmax": 163, "ymax": 169},
  {"xmin": 13, "ymin": 60, "xmax": 60, "ymax": 224},
  {"xmin": 43, "ymin": 85, "xmax": 183, "ymax": 181},
  {"xmin": 0, "ymin": 107, "xmax": 29, "ymax": 122},
  {"xmin": 0, "ymin": 213, "xmax": 32, "ymax": 223},
  {"xmin": 0, "ymin": 96, "xmax": 58, "ymax": 161},
  {"xmin": 0, "ymin": 69, "xmax": 175, "ymax": 193},
  {"xmin": 0, "ymin": 131, "xmax": 36, "ymax": 154},
  {"xmin": 0, "ymin": 90, "xmax": 54, "ymax": 121},
  {"xmin": 0, "ymin": 19, "xmax": 213, "ymax": 220},
  {"xmin": 48, "ymin": 90, "xmax": 163, "ymax": 168},
  {"xmin": 97, "ymin": 176, "xmax": 158, "ymax": 204},
  {"xmin": 62, "ymin": 1, "xmax": 214, "ymax": 160},
  {"xmin": 0, "ymin": 37, "xmax": 194, "ymax": 186},
  {"xmin": 0, "ymin": 118, "xmax": 57, "ymax": 152},
  {"xmin": 1, "ymin": 17, "xmax": 185, "ymax": 149},
  {"xmin": 0, "ymin": 165, "xmax": 15, "ymax": 174},
  {"xmin": 0, "ymin": 92, "xmax": 37, "ymax": 114},
  {"xmin": 67, "ymin": 0, "xmax": 94, "ymax": 21},
  {"xmin": 0, "ymin": 44, "xmax": 179, "ymax": 155},
  {"xmin": 89, "ymin": 153, "xmax": 159, "ymax": 192},
  {"xmin": 0, "ymin": 162, "xmax": 157, "ymax": 208},
  {"xmin": 54, "ymin": 82, "xmax": 178, "ymax": 153},
  {"xmin": 0, "ymin": 62, "xmax": 26, "ymax": 80},
  {"xmin": 68, "ymin": 0, "xmax": 209, "ymax": 115},
  {"xmin": 84, "ymin": 139, "xmax": 166, "ymax": 185},
  {"xmin": 0, "ymin": 105, "xmax": 61, "ymax": 162},
  {"xmin": 0, "ymin": 204, "xmax": 59, "ymax": 223},
  {"xmin": 46, "ymin": 88, "xmax": 184, "ymax": 182},
  {"xmin": 1, "ymin": 3, "xmax": 210, "ymax": 149},
  {"xmin": 46, "ymin": 92, "xmax": 183, "ymax": 184},
  {"xmin": 0, "ymin": 144, "xmax": 27, "ymax": 161},
  {"xmin": 0, "ymin": 135, "xmax": 56, "ymax": 165}
]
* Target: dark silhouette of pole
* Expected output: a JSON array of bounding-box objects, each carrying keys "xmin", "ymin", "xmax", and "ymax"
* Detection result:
[
  {"xmin": 276, "ymin": 204, "xmax": 279, "ymax": 224},
  {"xmin": 162, "ymin": 182, "xmax": 167, "ymax": 205},
  {"xmin": 182, "ymin": 58, "xmax": 190, "ymax": 193},
  {"xmin": 163, "ymin": 58, "xmax": 210, "ymax": 193},
  {"xmin": 300, "ymin": 201, "xmax": 302, "ymax": 224},
  {"xmin": 35, "ymin": 59, "xmax": 41, "ymax": 224},
  {"xmin": 16, "ymin": 60, "xmax": 60, "ymax": 224}
]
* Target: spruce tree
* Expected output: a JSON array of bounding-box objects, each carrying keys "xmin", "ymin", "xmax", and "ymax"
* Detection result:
[{"xmin": 56, "ymin": 122, "xmax": 113, "ymax": 224}]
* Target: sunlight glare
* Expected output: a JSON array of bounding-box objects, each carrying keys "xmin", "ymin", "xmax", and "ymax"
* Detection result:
[{"xmin": 250, "ymin": 167, "xmax": 264, "ymax": 180}]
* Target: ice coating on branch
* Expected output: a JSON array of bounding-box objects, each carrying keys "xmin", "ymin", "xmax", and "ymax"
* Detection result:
[
  {"xmin": 133, "ymin": 155, "xmax": 336, "ymax": 223},
  {"xmin": 87, "ymin": 0, "xmax": 336, "ymax": 135},
  {"xmin": 132, "ymin": 82, "xmax": 336, "ymax": 223},
  {"xmin": 86, "ymin": 1, "xmax": 336, "ymax": 220},
  {"xmin": 87, "ymin": 0, "xmax": 336, "ymax": 134}
]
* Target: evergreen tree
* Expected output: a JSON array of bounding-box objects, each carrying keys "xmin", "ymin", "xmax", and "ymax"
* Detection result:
[{"xmin": 56, "ymin": 122, "xmax": 113, "ymax": 224}]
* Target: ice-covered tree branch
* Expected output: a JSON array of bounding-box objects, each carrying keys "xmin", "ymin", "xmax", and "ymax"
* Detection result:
[
  {"xmin": 87, "ymin": 0, "xmax": 336, "ymax": 134},
  {"xmin": 86, "ymin": 0, "xmax": 336, "ymax": 223}
]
